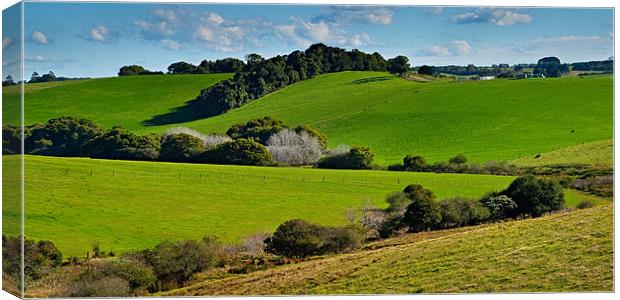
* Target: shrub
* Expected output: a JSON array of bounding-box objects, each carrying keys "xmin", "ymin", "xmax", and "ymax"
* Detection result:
[
  {"xmin": 438, "ymin": 198, "xmax": 490, "ymax": 229},
  {"xmin": 360, "ymin": 206, "xmax": 388, "ymax": 239},
  {"xmin": 266, "ymin": 129, "xmax": 322, "ymax": 166},
  {"xmin": 385, "ymin": 192, "xmax": 411, "ymax": 213},
  {"xmin": 159, "ymin": 133, "xmax": 205, "ymax": 162},
  {"xmin": 111, "ymin": 260, "xmax": 157, "ymax": 293},
  {"xmin": 403, "ymin": 185, "xmax": 441, "ymax": 232},
  {"xmin": 502, "ymin": 175, "xmax": 564, "ymax": 217},
  {"xmin": 86, "ymin": 127, "xmax": 160, "ymax": 160},
  {"xmin": 243, "ymin": 232, "xmax": 272, "ymax": 255},
  {"xmin": 322, "ymin": 224, "xmax": 367, "ymax": 254},
  {"xmin": 403, "ymin": 155, "xmax": 427, "ymax": 171},
  {"xmin": 378, "ymin": 214, "xmax": 407, "ymax": 238},
  {"xmin": 448, "ymin": 154, "xmax": 468, "ymax": 164},
  {"xmin": 3, "ymin": 235, "xmax": 63, "ymax": 280},
  {"xmin": 2, "ymin": 125, "xmax": 21, "ymax": 154},
  {"xmin": 25, "ymin": 116, "xmax": 102, "ymax": 156},
  {"xmin": 151, "ymin": 238, "xmax": 220, "ymax": 286},
  {"xmin": 294, "ymin": 124, "xmax": 327, "ymax": 148},
  {"xmin": 164, "ymin": 127, "xmax": 231, "ymax": 150},
  {"xmin": 203, "ymin": 138, "xmax": 272, "ymax": 165},
  {"xmin": 69, "ymin": 276, "xmax": 131, "ymax": 297},
  {"xmin": 226, "ymin": 116, "xmax": 289, "ymax": 145},
  {"xmin": 266, "ymin": 219, "xmax": 325, "ymax": 258},
  {"xmin": 480, "ymin": 193, "xmax": 517, "ymax": 220},
  {"xmin": 317, "ymin": 146, "xmax": 374, "ymax": 169},
  {"xmin": 417, "ymin": 65, "xmax": 434, "ymax": 76}
]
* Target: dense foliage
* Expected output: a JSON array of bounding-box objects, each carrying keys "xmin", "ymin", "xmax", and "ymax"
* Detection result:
[
  {"xmin": 25, "ymin": 116, "xmax": 103, "ymax": 156},
  {"xmin": 194, "ymin": 44, "xmax": 396, "ymax": 116},
  {"xmin": 395, "ymin": 154, "xmax": 517, "ymax": 175},
  {"xmin": 167, "ymin": 58, "xmax": 245, "ymax": 74},
  {"xmin": 118, "ymin": 65, "xmax": 163, "ymax": 76},
  {"xmin": 317, "ymin": 146, "xmax": 375, "ymax": 169},
  {"xmin": 226, "ymin": 116, "xmax": 289, "ymax": 145},
  {"xmin": 86, "ymin": 126, "xmax": 160, "ymax": 160},
  {"xmin": 3, "ymin": 235, "xmax": 63, "ymax": 282},
  {"xmin": 266, "ymin": 219, "xmax": 366, "ymax": 258},
  {"xmin": 159, "ymin": 133, "xmax": 206, "ymax": 162},
  {"xmin": 203, "ymin": 138, "xmax": 272, "ymax": 165},
  {"xmin": 501, "ymin": 175, "xmax": 564, "ymax": 217}
]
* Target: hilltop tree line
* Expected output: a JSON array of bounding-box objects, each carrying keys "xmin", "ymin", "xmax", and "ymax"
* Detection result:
[{"xmin": 2, "ymin": 72, "xmax": 89, "ymax": 86}]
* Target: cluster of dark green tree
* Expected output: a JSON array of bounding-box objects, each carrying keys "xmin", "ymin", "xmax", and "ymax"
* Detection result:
[
  {"xmin": 571, "ymin": 59, "xmax": 613, "ymax": 72},
  {"xmin": 194, "ymin": 43, "xmax": 410, "ymax": 117},
  {"xmin": 167, "ymin": 57, "xmax": 245, "ymax": 74},
  {"xmin": 26, "ymin": 71, "xmax": 89, "ymax": 83},
  {"xmin": 117, "ymin": 65, "xmax": 164, "ymax": 76},
  {"xmin": 316, "ymin": 146, "xmax": 376, "ymax": 169},
  {"xmin": 533, "ymin": 57, "xmax": 569, "ymax": 77},
  {"xmin": 2, "ymin": 75, "xmax": 17, "ymax": 86},
  {"xmin": 389, "ymin": 154, "xmax": 518, "ymax": 175},
  {"xmin": 2, "ymin": 235, "xmax": 63, "ymax": 289},
  {"xmin": 364, "ymin": 175, "xmax": 565, "ymax": 238},
  {"xmin": 2, "ymin": 116, "xmax": 338, "ymax": 168}
]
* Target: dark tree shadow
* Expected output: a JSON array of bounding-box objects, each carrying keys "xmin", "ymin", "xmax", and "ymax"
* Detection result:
[
  {"xmin": 142, "ymin": 98, "xmax": 214, "ymax": 126},
  {"xmin": 349, "ymin": 76, "xmax": 393, "ymax": 85}
]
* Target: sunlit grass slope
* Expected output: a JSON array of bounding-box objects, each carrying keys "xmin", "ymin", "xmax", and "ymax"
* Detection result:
[
  {"xmin": 1, "ymin": 155, "xmax": 605, "ymax": 257},
  {"xmin": 166, "ymin": 203, "xmax": 613, "ymax": 295},
  {"xmin": 511, "ymin": 139, "xmax": 613, "ymax": 167}
]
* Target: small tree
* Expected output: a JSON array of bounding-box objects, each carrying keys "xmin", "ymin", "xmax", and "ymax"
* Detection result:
[
  {"xmin": 151, "ymin": 238, "xmax": 220, "ymax": 286},
  {"xmin": 480, "ymin": 193, "xmax": 517, "ymax": 220},
  {"xmin": 502, "ymin": 175, "xmax": 564, "ymax": 217},
  {"xmin": 387, "ymin": 55, "xmax": 411, "ymax": 76},
  {"xmin": 226, "ymin": 116, "xmax": 289, "ymax": 145},
  {"xmin": 266, "ymin": 129, "xmax": 322, "ymax": 166},
  {"xmin": 159, "ymin": 133, "xmax": 205, "ymax": 162},
  {"xmin": 266, "ymin": 219, "xmax": 325, "ymax": 258},
  {"xmin": 204, "ymin": 138, "xmax": 272, "ymax": 165},
  {"xmin": 402, "ymin": 184, "xmax": 441, "ymax": 232},
  {"xmin": 348, "ymin": 146, "xmax": 375, "ymax": 169},
  {"xmin": 385, "ymin": 192, "xmax": 411, "ymax": 213},
  {"xmin": 417, "ymin": 65, "xmax": 434, "ymax": 76},
  {"xmin": 403, "ymin": 155, "xmax": 427, "ymax": 171}
]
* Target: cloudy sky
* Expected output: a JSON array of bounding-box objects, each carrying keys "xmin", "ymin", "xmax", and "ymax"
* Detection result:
[{"xmin": 2, "ymin": 2, "xmax": 614, "ymax": 78}]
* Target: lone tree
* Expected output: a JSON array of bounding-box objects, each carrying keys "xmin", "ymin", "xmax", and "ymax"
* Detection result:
[
  {"xmin": 387, "ymin": 55, "xmax": 411, "ymax": 76},
  {"xmin": 535, "ymin": 56, "xmax": 568, "ymax": 77},
  {"xmin": 403, "ymin": 184, "xmax": 441, "ymax": 232},
  {"xmin": 403, "ymin": 155, "xmax": 427, "ymax": 171},
  {"xmin": 417, "ymin": 65, "xmax": 434, "ymax": 76}
]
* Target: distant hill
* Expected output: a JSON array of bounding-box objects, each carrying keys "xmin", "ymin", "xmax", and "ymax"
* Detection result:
[
  {"xmin": 164, "ymin": 204, "xmax": 613, "ymax": 295},
  {"xmin": 3, "ymin": 71, "xmax": 612, "ymax": 164}
]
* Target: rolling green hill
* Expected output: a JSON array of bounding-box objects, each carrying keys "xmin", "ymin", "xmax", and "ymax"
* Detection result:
[
  {"xmin": 2, "ymin": 155, "xmax": 606, "ymax": 257},
  {"xmin": 2, "ymin": 73, "xmax": 231, "ymax": 131},
  {"xmin": 5, "ymin": 72, "xmax": 612, "ymax": 164},
  {"xmin": 164, "ymin": 203, "xmax": 613, "ymax": 295},
  {"xmin": 511, "ymin": 139, "xmax": 613, "ymax": 167}
]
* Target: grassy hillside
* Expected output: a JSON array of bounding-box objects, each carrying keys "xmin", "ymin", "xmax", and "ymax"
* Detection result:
[
  {"xmin": 1, "ymin": 155, "xmax": 605, "ymax": 257},
  {"xmin": 2, "ymin": 74, "xmax": 231, "ymax": 131},
  {"xmin": 165, "ymin": 203, "xmax": 613, "ymax": 295},
  {"xmin": 511, "ymin": 139, "xmax": 613, "ymax": 167},
  {"xmin": 4, "ymin": 72, "xmax": 612, "ymax": 164},
  {"xmin": 178, "ymin": 72, "xmax": 612, "ymax": 164}
]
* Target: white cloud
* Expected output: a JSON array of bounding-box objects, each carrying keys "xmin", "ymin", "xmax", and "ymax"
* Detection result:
[
  {"xmin": 31, "ymin": 31, "xmax": 49, "ymax": 45},
  {"xmin": 159, "ymin": 39, "xmax": 182, "ymax": 50},
  {"xmin": 89, "ymin": 26, "xmax": 109, "ymax": 42},
  {"xmin": 2, "ymin": 36, "xmax": 13, "ymax": 50},
  {"xmin": 25, "ymin": 55, "xmax": 48, "ymax": 62},
  {"xmin": 134, "ymin": 8, "xmax": 258, "ymax": 52},
  {"xmin": 423, "ymin": 7, "xmax": 443, "ymax": 15},
  {"xmin": 416, "ymin": 40, "xmax": 473, "ymax": 57},
  {"xmin": 273, "ymin": 17, "xmax": 372, "ymax": 48},
  {"xmin": 451, "ymin": 8, "xmax": 533, "ymax": 26},
  {"xmin": 314, "ymin": 7, "xmax": 394, "ymax": 26}
]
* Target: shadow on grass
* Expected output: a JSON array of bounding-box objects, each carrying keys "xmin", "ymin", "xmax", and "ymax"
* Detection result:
[
  {"xmin": 349, "ymin": 76, "xmax": 393, "ymax": 85},
  {"xmin": 142, "ymin": 98, "xmax": 214, "ymax": 126}
]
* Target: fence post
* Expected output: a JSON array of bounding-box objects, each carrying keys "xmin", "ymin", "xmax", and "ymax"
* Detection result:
[{"xmin": 90, "ymin": 169, "xmax": 93, "ymax": 176}]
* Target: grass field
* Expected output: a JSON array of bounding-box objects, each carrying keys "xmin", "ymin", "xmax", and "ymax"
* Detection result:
[
  {"xmin": 1, "ymin": 155, "xmax": 606, "ymax": 257},
  {"xmin": 2, "ymin": 73, "xmax": 231, "ymax": 131},
  {"xmin": 164, "ymin": 203, "xmax": 613, "ymax": 295},
  {"xmin": 511, "ymin": 139, "xmax": 613, "ymax": 167},
  {"xmin": 4, "ymin": 72, "xmax": 612, "ymax": 164}
]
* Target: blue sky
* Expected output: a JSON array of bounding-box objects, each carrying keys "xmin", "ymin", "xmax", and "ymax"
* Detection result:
[{"xmin": 2, "ymin": 2, "xmax": 614, "ymax": 78}]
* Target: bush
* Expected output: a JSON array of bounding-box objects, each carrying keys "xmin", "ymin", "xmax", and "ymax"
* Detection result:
[
  {"xmin": 159, "ymin": 133, "xmax": 205, "ymax": 162},
  {"xmin": 448, "ymin": 154, "xmax": 467, "ymax": 164},
  {"xmin": 70, "ymin": 276, "xmax": 131, "ymax": 297},
  {"xmin": 385, "ymin": 192, "xmax": 411, "ymax": 213},
  {"xmin": 2, "ymin": 125, "xmax": 21, "ymax": 154},
  {"xmin": 480, "ymin": 193, "xmax": 517, "ymax": 220},
  {"xmin": 402, "ymin": 184, "xmax": 441, "ymax": 232},
  {"xmin": 417, "ymin": 65, "xmax": 434, "ymax": 76},
  {"xmin": 378, "ymin": 214, "xmax": 407, "ymax": 238},
  {"xmin": 151, "ymin": 238, "xmax": 220, "ymax": 286},
  {"xmin": 438, "ymin": 198, "xmax": 490, "ymax": 229},
  {"xmin": 266, "ymin": 219, "xmax": 325, "ymax": 258},
  {"xmin": 403, "ymin": 155, "xmax": 427, "ymax": 171},
  {"xmin": 266, "ymin": 129, "xmax": 322, "ymax": 166},
  {"xmin": 243, "ymin": 232, "xmax": 272, "ymax": 255},
  {"xmin": 317, "ymin": 146, "xmax": 374, "ymax": 169},
  {"xmin": 226, "ymin": 116, "xmax": 289, "ymax": 145},
  {"xmin": 85, "ymin": 127, "xmax": 160, "ymax": 160},
  {"xmin": 165, "ymin": 127, "xmax": 231, "ymax": 150},
  {"xmin": 25, "ymin": 116, "xmax": 102, "ymax": 156},
  {"xmin": 322, "ymin": 224, "xmax": 367, "ymax": 254},
  {"xmin": 502, "ymin": 175, "xmax": 564, "ymax": 217},
  {"xmin": 2, "ymin": 235, "xmax": 63, "ymax": 280},
  {"xmin": 203, "ymin": 138, "xmax": 272, "ymax": 165}
]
